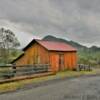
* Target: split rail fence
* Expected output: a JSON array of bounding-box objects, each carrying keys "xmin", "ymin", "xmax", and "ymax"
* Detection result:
[{"xmin": 0, "ymin": 64, "xmax": 50, "ymax": 79}]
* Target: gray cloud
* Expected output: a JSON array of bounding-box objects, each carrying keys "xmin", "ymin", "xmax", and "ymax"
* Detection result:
[{"xmin": 0, "ymin": 0, "xmax": 100, "ymax": 47}]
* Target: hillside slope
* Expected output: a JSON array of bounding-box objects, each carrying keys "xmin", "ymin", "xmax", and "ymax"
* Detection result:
[{"xmin": 43, "ymin": 35, "xmax": 100, "ymax": 52}]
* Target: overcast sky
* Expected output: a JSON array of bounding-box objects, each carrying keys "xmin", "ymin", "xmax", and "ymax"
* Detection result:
[{"xmin": 0, "ymin": 0, "xmax": 100, "ymax": 47}]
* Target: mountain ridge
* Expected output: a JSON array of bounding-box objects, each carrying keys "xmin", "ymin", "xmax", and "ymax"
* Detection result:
[{"xmin": 42, "ymin": 35, "xmax": 100, "ymax": 52}]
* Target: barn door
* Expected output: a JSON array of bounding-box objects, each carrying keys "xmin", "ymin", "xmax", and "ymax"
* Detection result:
[{"xmin": 59, "ymin": 54, "xmax": 64, "ymax": 71}]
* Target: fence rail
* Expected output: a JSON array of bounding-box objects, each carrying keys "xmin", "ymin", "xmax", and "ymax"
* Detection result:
[
  {"xmin": 77, "ymin": 64, "xmax": 92, "ymax": 71},
  {"xmin": 0, "ymin": 64, "xmax": 50, "ymax": 79}
]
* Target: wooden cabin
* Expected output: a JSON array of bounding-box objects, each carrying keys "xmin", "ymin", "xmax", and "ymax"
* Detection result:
[{"xmin": 12, "ymin": 39, "xmax": 77, "ymax": 72}]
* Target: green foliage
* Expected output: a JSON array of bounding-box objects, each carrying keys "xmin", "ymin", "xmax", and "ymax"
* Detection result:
[
  {"xmin": 78, "ymin": 50, "xmax": 100, "ymax": 66},
  {"xmin": 0, "ymin": 49, "xmax": 23, "ymax": 64},
  {"xmin": 0, "ymin": 27, "xmax": 20, "ymax": 64}
]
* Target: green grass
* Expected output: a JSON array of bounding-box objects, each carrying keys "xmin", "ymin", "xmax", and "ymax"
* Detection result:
[{"xmin": 0, "ymin": 68, "xmax": 100, "ymax": 93}]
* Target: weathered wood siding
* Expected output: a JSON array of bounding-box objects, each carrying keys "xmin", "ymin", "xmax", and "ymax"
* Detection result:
[
  {"xmin": 64, "ymin": 51, "xmax": 77, "ymax": 70},
  {"xmin": 50, "ymin": 52, "xmax": 59, "ymax": 71},
  {"xmin": 15, "ymin": 43, "xmax": 50, "ymax": 65},
  {"xmin": 50, "ymin": 51, "xmax": 77, "ymax": 71}
]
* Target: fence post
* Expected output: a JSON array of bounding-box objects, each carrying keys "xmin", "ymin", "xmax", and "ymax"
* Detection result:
[{"xmin": 12, "ymin": 64, "xmax": 16, "ymax": 76}]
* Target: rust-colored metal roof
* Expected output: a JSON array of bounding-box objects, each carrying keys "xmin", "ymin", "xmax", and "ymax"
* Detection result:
[
  {"xmin": 23, "ymin": 39, "xmax": 77, "ymax": 51},
  {"xmin": 36, "ymin": 40, "xmax": 77, "ymax": 51}
]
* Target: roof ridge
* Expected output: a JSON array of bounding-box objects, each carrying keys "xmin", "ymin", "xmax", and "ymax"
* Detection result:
[{"xmin": 23, "ymin": 39, "xmax": 77, "ymax": 51}]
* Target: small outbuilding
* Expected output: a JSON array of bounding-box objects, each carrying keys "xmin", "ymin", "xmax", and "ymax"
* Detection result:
[{"xmin": 12, "ymin": 39, "xmax": 77, "ymax": 72}]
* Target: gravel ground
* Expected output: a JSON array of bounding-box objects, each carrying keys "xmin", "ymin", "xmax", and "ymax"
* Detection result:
[{"xmin": 0, "ymin": 76, "xmax": 100, "ymax": 100}]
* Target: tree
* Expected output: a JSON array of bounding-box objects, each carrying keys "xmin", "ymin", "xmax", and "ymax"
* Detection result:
[{"xmin": 0, "ymin": 27, "xmax": 20, "ymax": 63}]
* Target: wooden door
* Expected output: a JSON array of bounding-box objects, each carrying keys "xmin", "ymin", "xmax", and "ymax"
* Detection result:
[{"xmin": 59, "ymin": 54, "xmax": 64, "ymax": 71}]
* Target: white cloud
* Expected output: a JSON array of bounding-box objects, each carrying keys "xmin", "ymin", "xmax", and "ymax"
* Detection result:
[{"xmin": 0, "ymin": 0, "xmax": 100, "ymax": 47}]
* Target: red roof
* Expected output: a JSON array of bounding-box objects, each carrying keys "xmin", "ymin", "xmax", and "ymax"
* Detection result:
[
  {"xmin": 23, "ymin": 39, "xmax": 77, "ymax": 51},
  {"xmin": 36, "ymin": 40, "xmax": 77, "ymax": 51}
]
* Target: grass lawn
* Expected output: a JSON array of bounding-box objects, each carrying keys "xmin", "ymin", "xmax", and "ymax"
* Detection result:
[{"xmin": 0, "ymin": 68, "xmax": 100, "ymax": 93}]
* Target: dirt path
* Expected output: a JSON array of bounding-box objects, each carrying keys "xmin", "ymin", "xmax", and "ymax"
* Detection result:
[{"xmin": 0, "ymin": 76, "xmax": 100, "ymax": 100}]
